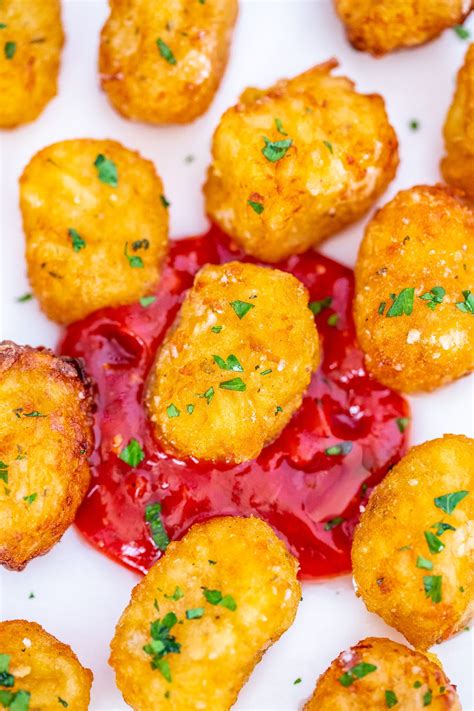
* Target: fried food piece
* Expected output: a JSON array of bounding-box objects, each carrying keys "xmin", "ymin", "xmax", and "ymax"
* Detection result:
[
  {"xmin": 204, "ymin": 60, "xmax": 399, "ymax": 262},
  {"xmin": 441, "ymin": 43, "xmax": 474, "ymax": 199},
  {"xmin": 20, "ymin": 139, "xmax": 169, "ymax": 324},
  {"xmin": 146, "ymin": 261, "xmax": 320, "ymax": 463},
  {"xmin": 354, "ymin": 185, "xmax": 474, "ymax": 393},
  {"xmin": 110, "ymin": 516, "xmax": 300, "ymax": 711},
  {"xmin": 0, "ymin": 620, "xmax": 92, "ymax": 709},
  {"xmin": 334, "ymin": 0, "xmax": 472, "ymax": 56},
  {"xmin": 304, "ymin": 636, "xmax": 461, "ymax": 710},
  {"xmin": 0, "ymin": 342, "xmax": 93, "ymax": 570},
  {"xmin": 99, "ymin": 0, "xmax": 238, "ymax": 125},
  {"xmin": 0, "ymin": 0, "xmax": 64, "ymax": 128},
  {"xmin": 352, "ymin": 435, "xmax": 474, "ymax": 651}
]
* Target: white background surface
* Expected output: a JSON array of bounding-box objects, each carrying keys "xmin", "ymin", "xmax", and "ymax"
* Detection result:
[{"xmin": 0, "ymin": 1, "xmax": 473, "ymax": 709}]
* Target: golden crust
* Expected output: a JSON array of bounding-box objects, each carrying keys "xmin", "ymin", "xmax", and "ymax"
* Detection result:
[
  {"xmin": 110, "ymin": 516, "xmax": 300, "ymax": 711},
  {"xmin": 354, "ymin": 185, "xmax": 474, "ymax": 393},
  {"xmin": 99, "ymin": 0, "xmax": 238, "ymax": 124},
  {"xmin": 0, "ymin": 0, "xmax": 64, "ymax": 128},
  {"xmin": 334, "ymin": 0, "xmax": 472, "ymax": 56},
  {"xmin": 204, "ymin": 60, "xmax": 399, "ymax": 262},
  {"xmin": 146, "ymin": 261, "xmax": 320, "ymax": 463},
  {"xmin": 441, "ymin": 43, "xmax": 474, "ymax": 199},
  {"xmin": 0, "ymin": 342, "xmax": 93, "ymax": 570},
  {"xmin": 0, "ymin": 620, "xmax": 93, "ymax": 710},
  {"xmin": 20, "ymin": 139, "xmax": 169, "ymax": 324},
  {"xmin": 304, "ymin": 636, "xmax": 461, "ymax": 710},
  {"xmin": 352, "ymin": 435, "xmax": 474, "ymax": 651}
]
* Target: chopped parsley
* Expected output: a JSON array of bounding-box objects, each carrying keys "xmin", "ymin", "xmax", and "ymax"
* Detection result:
[
  {"xmin": 219, "ymin": 377, "xmax": 246, "ymax": 392},
  {"xmin": 23, "ymin": 493, "xmax": 37, "ymax": 505},
  {"xmin": 324, "ymin": 517, "xmax": 344, "ymax": 531},
  {"xmin": 309, "ymin": 297, "xmax": 332, "ymax": 315},
  {"xmin": 186, "ymin": 404, "xmax": 194, "ymax": 415},
  {"xmin": 260, "ymin": 369, "xmax": 272, "ymax": 376},
  {"xmin": 58, "ymin": 699, "xmax": 68, "ymax": 708},
  {"xmin": 385, "ymin": 288, "xmax": 414, "ymax": 317},
  {"xmin": 378, "ymin": 301, "xmax": 386, "ymax": 315},
  {"xmin": 211, "ymin": 325, "xmax": 222, "ymax": 334},
  {"xmin": 198, "ymin": 387, "xmax": 214, "ymax": 404},
  {"xmin": 275, "ymin": 405, "xmax": 283, "ymax": 415},
  {"xmin": 16, "ymin": 410, "xmax": 46, "ymax": 418},
  {"xmin": 416, "ymin": 555, "xmax": 433, "ymax": 570},
  {"xmin": 4, "ymin": 41, "xmax": 16, "ymax": 59},
  {"xmin": 140, "ymin": 295, "xmax": 156, "ymax": 308},
  {"xmin": 325, "ymin": 442, "xmax": 352, "ymax": 456},
  {"xmin": 0, "ymin": 462, "xmax": 8, "ymax": 485},
  {"xmin": 396, "ymin": 417, "xmax": 410, "ymax": 433},
  {"xmin": 432, "ymin": 521, "xmax": 456, "ymax": 537},
  {"xmin": 293, "ymin": 678, "xmax": 302, "ymax": 685},
  {"xmin": 119, "ymin": 438, "xmax": 145, "ymax": 466},
  {"xmin": 274, "ymin": 118, "xmax": 287, "ymax": 136},
  {"xmin": 157, "ymin": 38, "xmax": 177, "ymax": 65},
  {"xmin": 143, "ymin": 612, "xmax": 181, "ymax": 682},
  {"xmin": 145, "ymin": 502, "xmax": 170, "ymax": 551},
  {"xmin": 68, "ymin": 228, "xmax": 86, "ymax": 252},
  {"xmin": 409, "ymin": 119, "xmax": 420, "ymax": 131},
  {"xmin": 420, "ymin": 286, "xmax": 445, "ymax": 310},
  {"xmin": 124, "ymin": 242, "xmax": 144, "ymax": 268},
  {"xmin": 202, "ymin": 588, "xmax": 237, "ymax": 611},
  {"xmin": 424, "ymin": 531, "xmax": 444, "ymax": 554},
  {"xmin": 455, "ymin": 290, "xmax": 474, "ymax": 314},
  {"xmin": 385, "ymin": 689, "xmax": 398, "ymax": 708},
  {"xmin": 434, "ymin": 490, "xmax": 468, "ymax": 514},
  {"xmin": 213, "ymin": 354, "xmax": 243, "ymax": 372},
  {"xmin": 164, "ymin": 586, "xmax": 183, "ymax": 601},
  {"xmin": 0, "ymin": 24, "xmax": 7, "ymax": 29},
  {"xmin": 323, "ymin": 140, "xmax": 333, "ymax": 154},
  {"xmin": 414, "ymin": 681, "xmax": 422, "ymax": 689},
  {"xmin": 16, "ymin": 293, "xmax": 33, "ymax": 303},
  {"xmin": 248, "ymin": 199, "xmax": 264, "ymax": 214},
  {"xmin": 160, "ymin": 194, "xmax": 170, "ymax": 208},
  {"xmin": 261, "ymin": 136, "xmax": 293, "ymax": 162},
  {"xmin": 186, "ymin": 608, "xmax": 204, "ymax": 619},
  {"xmin": 453, "ymin": 25, "xmax": 470, "ymax": 39},
  {"xmin": 423, "ymin": 575, "xmax": 442, "ymax": 603},
  {"xmin": 0, "ymin": 690, "xmax": 30, "ymax": 710},
  {"xmin": 230, "ymin": 300, "xmax": 254, "ymax": 319},
  {"xmin": 327, "ymin": 313, "xmax": 339, "ymax": 327},
  {"xmin": 423, "ymin": 689, "xmax": 433, "ymax": 706},
  {"xmin": 166, "ymin": 404, "xmax": 180, "ymax": 418},
  {"xmin": 0, "ymin": 654, "xmax": 14, "ymax": 687},
  {"xmin": 94, "ymin": 154, "xmax": 118, "ymax": 187},
  {"xmin": 338, "ymin": 662, "xmax": 377, "ymax": 687}
]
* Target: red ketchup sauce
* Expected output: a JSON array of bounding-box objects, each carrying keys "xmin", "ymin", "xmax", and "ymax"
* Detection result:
[{"xmin": 60, "ymin": 225, "xmax": 410, "ymax": 579}]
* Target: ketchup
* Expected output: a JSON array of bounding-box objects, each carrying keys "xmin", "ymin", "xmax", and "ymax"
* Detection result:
[{"xmin": 60, "ymin": 226, "xmax": 410, "ymax": 579}]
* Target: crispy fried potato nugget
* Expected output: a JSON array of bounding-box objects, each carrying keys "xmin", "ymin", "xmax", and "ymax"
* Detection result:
[
  {"xmin": 0, "ymin": 342, "xmax": 93, "ymax": 570},
  {"xmin": 204, "ymin": 60, "xmax": 399, "ymax": 263},
  {"xmin": 441, "ymin": 44, "xmax": 474, "ymax": 199},
  {"xmin": 146, "ymin": 261, "xmax": 320, "ymax": 463},
  {"xmin": 20, "ymin": 139, "xmax": 169, "ymax": 324},
  {"xmin": 304, "ymin": 636, "xmax": 461, "ymax": 710},
  {"xmin": 352, "ymin": 435, "xmax": 474, "ymax": 651},
  {"xmin": 0, "ymin": 620, "xmax": 92, "ymax": 709},
  {"xmin": 354, "ymin": 185, "xmax": 474, "ymax": 393},
  {"xmin": 334, "ymin": 0, "xmax": 472, "ymax": 56},
  {"xmin": 99, "ymin": 0, "xmax": 238, "ymax": 124},
  {"xmin": 0, "ymin": 0, "xmax": 64, "ymax": 128},
  {"xmin": 110, "ymin": 516, "xmax": 300, "ymax": 711}
]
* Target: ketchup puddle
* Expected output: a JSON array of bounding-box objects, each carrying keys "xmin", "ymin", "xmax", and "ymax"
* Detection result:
[{"xmin": 60, "ymin": 225, "xmax": 410, "ymax": 579}]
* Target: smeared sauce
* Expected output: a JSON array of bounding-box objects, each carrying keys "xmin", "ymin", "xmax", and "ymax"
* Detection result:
[{"xmin": 60, "ymin": 225, "xmax": 410, "ymax": 578}]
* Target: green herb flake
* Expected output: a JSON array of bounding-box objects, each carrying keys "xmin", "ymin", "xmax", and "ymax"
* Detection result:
[
  {"xmin": 202, "ymin": 588, "xmax": 237, "ymax": 611},
  {"xmin": 454, "ymin": 25, "xmax": 470, "ymax": 39},
  {"xmin": 166, "ymin": 404, "xmax": 180, "ymax": 418},
  {"xmin": 338, "ymin": 662, "xmax": 378, "ymax": 687},
  {"xmin": 456, "ymin": 290, "xmax": 474, "ymax": 314},
  {"xmin": 165, "ymin": 586, "xmax": 184, "ymax": 601},
  {"xmin": 0, "ymin": 24, "xmax": 7, "ymax": 29},
  {"xmin": 4, "ymin": 41, "xmax": 16, "ymax": 59},
  {"xmin": 23, "ymin": 411, "xmax": 46, "ymax": 418},
  {"xmin": 230, "ymin": 300, "xmax": 254, "ymax": 319},
  {"xmin": 160, "ymin": 194, "xmax": 170, "ymax": 208},
  {"xmin": 327, "ymin": 313, "xmax": 339, "ymax": 327},
  {"xmin": 434, "ymin": 490, "xmax": 468, "ymax": 514},
  {"xmin": 293, "ymin": 678, "xmax": 302, "ymax": 685},
  {"xmin": 325, "ymin": 442, "xmax": 352, "ymax": 456},
  {"xmin": 211, "ymin": 325, "xmax": 222, "ymax": 334},
  {"xmin": 385, "ymin": 689, "xmax": 398, "ymax": 708},
  {"xmin": 145, "ymin": 502, "xmax": 170, "ymax": 551},
  {"xmin": 124, "ymin": 242, "xmax": 144, "ymax": 268},
  {"xmin": 409, "ymin": 119, "xmax": 420, "ymax": 131},
  {"xmin": 432, "ymin": 521, "xmax": 456, "ymax": 536},
  {"xmin": 309, "ymin": 297, "xmax": 332, "ymax": 315},
  {"xmin": 213, "ymin": 354, "xmax": 243, "ymax": 372},
  {"xmin": 324, "ymin": 517, "xmax": 344, "ymax": 531},
  {"xmin": 424, "ymin": 531, "xmax": 445, "ymax": 554},
  {"xmin": 28, "ymin": 592, "xmax": 35, "ymax": 599},
  {"xmin": 323, "ymin": 140, "xmax": 333, "ymax": 154},
  {"xmin": 0, "ymin": 654, "xmax": 11, "ymax": 675},
  {"xmin": 396, "ymin": 417, "xmax": 410, "ymax": 433},
  {"xmin": 378, "ymin": 301, "xmax": 386, "ymax": 315},
  {"xmin": 260, "ymin": 369, "xmax": 272, "ymax": 376},
  {"xmin": 6, "ymin": 690, "xmax": 31, "ymax": 711},
  {"xmin": 414, "ymin": 681, "xmax": 422, "ymax": 689},
  {"xmin": 157, "ymin": 38, "xmax": 177, "ymax": 64},
  {"xmin": 261, "ymin": 136, "xmax": 293, "ymax": 162},
  {"xmin": 198, "ymin": 387, "xmax": 214, "ymax": 405},
  {"xmin": 58, "ymin": 698, "xmax": 69, "ymax": 708},
  {"xmin": 248, "ymin": 199, "xmax": 264, "ymax": 214},
  {"xmin": 275, "ymin": 405, "xmax": 283, "ymax": 415},
  {"xmin": 186, "ymin": 404, "xmax": 194, "ymax": 415},
  {"xmin": 94, "ymin": 154, "xmax": 118, "ymax": 187},
  {"xmin": 220, "ymin": 595, "xmax": 237, "ymax": 611},
  {"xmin": 423, "ymin": 689, "xmax": 433, "ymax": 706},
  {"xmin": 186, "ymin": 608, "xmax": 204, "ymax": 619},
  {"xmin": 423, "ymin": 575, "xmax": 442, "ymax": 603},
  {"xmin": 0, "ymin": 461, "xmax": 8, "ymax": 485},
  {"xmin": 144, "ymin": 613, "xmax": 181, "ymax": 682},
  {"xmin": 420, "ymin": 286, "xmax": 445, "ymax": 310},
  {"xmin": 140, "ymin": 295, "xmax": 156, "ymax": 308},
  {"xmin": 219, "ymin": 377, "xmax": 246, "ymax": 392},
  {"xmin": 386, "ymin": 288, "xmax": 414, "ymax": 317},
  {"xmin": 416, "ymin": 555, "xmax": 433, "ymax": 570},
  {"xmin": 16, "ymin": 293, "xmax": 33, "ymax": 303},
  {"xmin": 274, "ymin": 118, "xmax": 288, "ymax": 135},
  {"xmin": 23, "ymin": 493, "xmax": 37, "ymax": 505},
  {"xmin": 68, "ymin": 228, "xmax": 86, "ymax": 252},
  {"xmin": 119, "ymin": 438, "xmax": 145, "ymax": 467}
]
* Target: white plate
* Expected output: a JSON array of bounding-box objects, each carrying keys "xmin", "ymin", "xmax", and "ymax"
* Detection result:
[{"xmin": 1, "ymin": 1, "xmax": 473, "ymax": 709}]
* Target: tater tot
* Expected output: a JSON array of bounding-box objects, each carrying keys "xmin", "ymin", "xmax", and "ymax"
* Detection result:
[
  {"xmin": 0, "ymin": 342, "xmax": 93, "ymax": 570},
  {"xmin": 0, "ymin": 620, "xmax": 92, "ymax": 710},
  {"xmin": 146, "ymin": 261, "xmax": 320, "ymax": 463},
  {"xmin": 0, "ymin": 0, "xmax": 64, "ymax": 128},
  {"xmin": 352, "ymin": 435, "xmax": 474, "ymax": 651},
  {"xmin": 20, "ymin": 139, "xmax": 169, "ymax": 324},
  {"xmin": 99, "ymin": 0, "xmax": 238, "ymax": 124},
  {"xmin": 354, "ymin": 185, "xmax": 474, "ymax": 393},
  {"xmin": 304, "ymin": 636, "xmax": 461, "ymax": 710},
  {"xmin": 334, "ymin": 0, "xmax": 472, "ymax": 56},
  {"xmin": 110, "ymin": 516, "xmax": 300, "ymax": 711},
  {"xmin": 204, "ymin": 60, "xmax": 399, "ymax": 263},
  {"xmin": 441, "ymin": 44, "xmax": 474, "ymax": 200}
]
